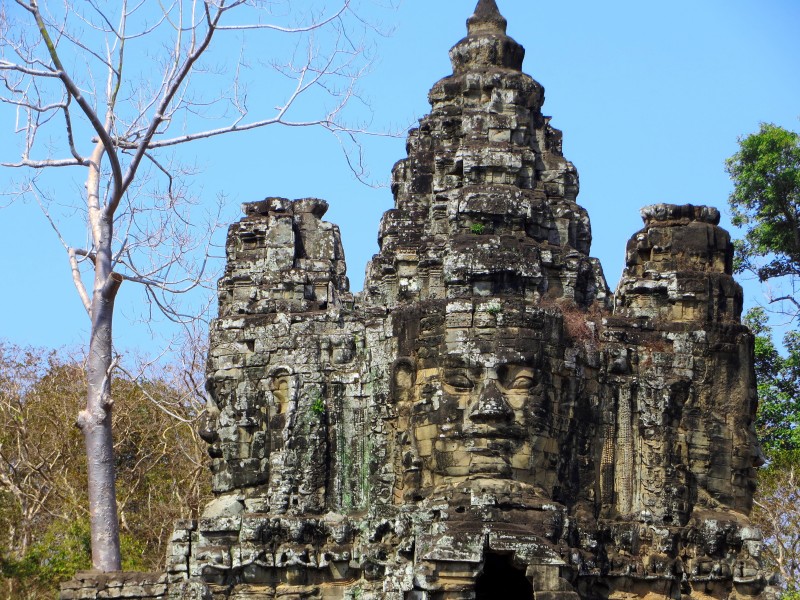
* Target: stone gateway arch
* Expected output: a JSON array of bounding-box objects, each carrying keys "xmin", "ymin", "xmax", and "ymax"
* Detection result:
[{"xmin": 64, "ymin": 1, "xmax": 769, "ymax": 599}]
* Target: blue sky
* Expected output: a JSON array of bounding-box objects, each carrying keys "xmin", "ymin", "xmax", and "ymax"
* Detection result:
[{"xmin": 1, "ymin": 0, "xmax": 799, "ymax": 354}]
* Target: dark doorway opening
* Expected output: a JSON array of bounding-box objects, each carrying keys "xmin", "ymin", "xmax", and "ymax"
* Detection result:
[{"xmin": 475, "ymin": 553, "xmax": 533, "ymax": 599}]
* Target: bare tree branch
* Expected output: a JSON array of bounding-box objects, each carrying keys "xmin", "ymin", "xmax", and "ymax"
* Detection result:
[
  {"xmin": 22, "ymin": 1, "xmax": 125, "ymax": 197},
  {"xmin": 0, "ymin": 60, "xmax": 60, "ymax": 78},
  {"xmin": 216, "ymin": 1, "xmax": 349, "ymax": 32},
  {"xmin": 1, "ymin": 157, "xmax": 85, "ymax": 168}
]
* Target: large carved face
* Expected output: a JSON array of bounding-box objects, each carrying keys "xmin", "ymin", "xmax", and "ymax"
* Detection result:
[{"xmin": 393, "ymin": 301, "xmax": 574, "ymax": 496}]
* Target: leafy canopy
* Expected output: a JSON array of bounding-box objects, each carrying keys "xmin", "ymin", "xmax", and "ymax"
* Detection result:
[
  {"xmin": 744, "ymin": 308, "xmax": 800, "ymax": 454},
  {"xmin": 726, "ymin": 123, "xmax": 800, "ymax": 283},
  {"xmin": 726, "ymin": 124, "xmax": 800, "ymax": 456}
]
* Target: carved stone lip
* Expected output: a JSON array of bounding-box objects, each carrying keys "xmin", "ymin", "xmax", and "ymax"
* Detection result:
[{"xmin": 460, "ymin": 424, "xmax": 526, "ymax": 440}]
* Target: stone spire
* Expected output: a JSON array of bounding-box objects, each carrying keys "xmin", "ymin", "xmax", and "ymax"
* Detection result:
[
  {"xmin": 364, "ymin": 0, "xmax": 606, "ymax": 310},
  {"xmin": 450, "ymin": 0, "xmax": 524, "ymax": 72},
  {"xmin": 467, "ymin": 0, "xmax": 508, "ymax": 35}
]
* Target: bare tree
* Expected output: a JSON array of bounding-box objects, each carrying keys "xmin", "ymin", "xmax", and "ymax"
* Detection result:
[
  {"xmin": 753, "ymin": 462, "xmax": 800, "ymax": 595},
  {"xmin": 0, "ymin": 0, "xmax": 384, "ymax": 571}
]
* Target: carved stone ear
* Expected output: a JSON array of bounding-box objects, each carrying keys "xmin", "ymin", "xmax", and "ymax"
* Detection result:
[
  {"xmin": 267, "ymin": 367, "xmax": 294, "ymax": 414},
  {"xmin": 391, "ymin": 358, "xmax": 416, "ymax": 403}
]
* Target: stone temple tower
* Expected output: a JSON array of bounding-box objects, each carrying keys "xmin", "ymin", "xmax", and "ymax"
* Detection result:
[{"xmin": 63, "ymin": 1, "xmax": 769, "ymax": 599}]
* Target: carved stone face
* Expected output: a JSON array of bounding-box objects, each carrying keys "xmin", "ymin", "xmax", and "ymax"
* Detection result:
[{"xmin": 393, "ymin": 301, "xmax": 572, "ymax": 496}]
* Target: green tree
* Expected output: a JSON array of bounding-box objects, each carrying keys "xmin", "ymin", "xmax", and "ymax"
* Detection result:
[
  {"xmin": 745, "ymin": 308, "xmax": 800, "ymax": 454},
  {"xmin": 726, "ymin": 123, "xmax": 800, "ymax": 310},
  {"xmin": 727, "ymin": 122, "xmax": 800, "ymax": 454}
]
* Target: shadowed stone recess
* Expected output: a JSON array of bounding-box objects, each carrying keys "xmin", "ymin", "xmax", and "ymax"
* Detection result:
[{"xmin": 61, "ymin": 2, "xmax": 772, "ymax": 599}]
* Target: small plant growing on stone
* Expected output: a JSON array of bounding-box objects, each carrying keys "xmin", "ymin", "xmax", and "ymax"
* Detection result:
[
  {"xmin": 470, "ymin": 223, "xmax": 485, "ymax": 234},
  {"xmin": 311, "ymin": 393, "xmax": 326, "ymax": 416},
  {"xmin": 486, "ymin": 301, "xmax": 503, "ymax": 316}
]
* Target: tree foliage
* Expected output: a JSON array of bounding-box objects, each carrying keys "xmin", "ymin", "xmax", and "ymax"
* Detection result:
[
  {"xmin": 726, "ymin": 123, "xmax": 800, "ymax": 312},
  {"xmin": 745, "ymin": 308, "xmax": 800, "ymax": 455},
  {"xmin": 746, "ymin": 310, "xmax": 800, "ymax": 597},
  {"xmin": 727, "ymin": 123, "xmax": 800, "ymax": 451},
  {"xmin": 0, "ymin": 343, "xmax": 211, "ymax": 599}
]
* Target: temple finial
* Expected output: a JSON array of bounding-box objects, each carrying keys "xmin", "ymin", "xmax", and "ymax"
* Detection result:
[
  {"xmin": 451, "ymin": 0, "xmax": 523, "ymax": 72},
  {"xmin": 467, "ymin": 0, "xmax": 508, "ymax": 35}
]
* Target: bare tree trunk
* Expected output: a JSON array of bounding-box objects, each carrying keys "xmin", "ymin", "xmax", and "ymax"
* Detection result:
[
  {"xmin": 76, "ymin": 150, "xmax": 123, "ymax": 571},
  {"xmin": 80, "ymin": 290, "xmax": 122, "ymax": 571}
]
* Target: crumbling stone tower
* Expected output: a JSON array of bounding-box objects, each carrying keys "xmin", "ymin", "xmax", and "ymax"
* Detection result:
[{"xmin": 62, "ymin": 1, "xmax": 768, "ymax": 599}]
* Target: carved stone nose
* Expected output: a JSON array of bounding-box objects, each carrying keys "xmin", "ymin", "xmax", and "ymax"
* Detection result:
[{"xmin": 467, "ymin": 380, "xmax": 513, "ymax": 423}]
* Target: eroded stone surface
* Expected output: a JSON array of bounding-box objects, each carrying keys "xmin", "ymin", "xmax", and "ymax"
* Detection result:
[{"xmin": 62, "ymin": 2, "xmax": 770, "ymax": 599}]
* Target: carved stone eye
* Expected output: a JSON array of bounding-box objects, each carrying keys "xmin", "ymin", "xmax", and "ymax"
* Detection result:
[
  {"xmin": 498, "ymin": 365, "xmax": 535, "ymax": 391},
  {"xmin": 507, "ymin": 374, "xmax": 535, "ymax": 390},
  {"xmin": 444, "ymin": 371, "xmax": 475, "ymax": 391}
]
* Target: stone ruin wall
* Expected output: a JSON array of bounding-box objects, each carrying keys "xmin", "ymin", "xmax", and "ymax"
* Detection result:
[{"xmin": 62, "ymin": 1, "xmax": 771, "ymax": 599}]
